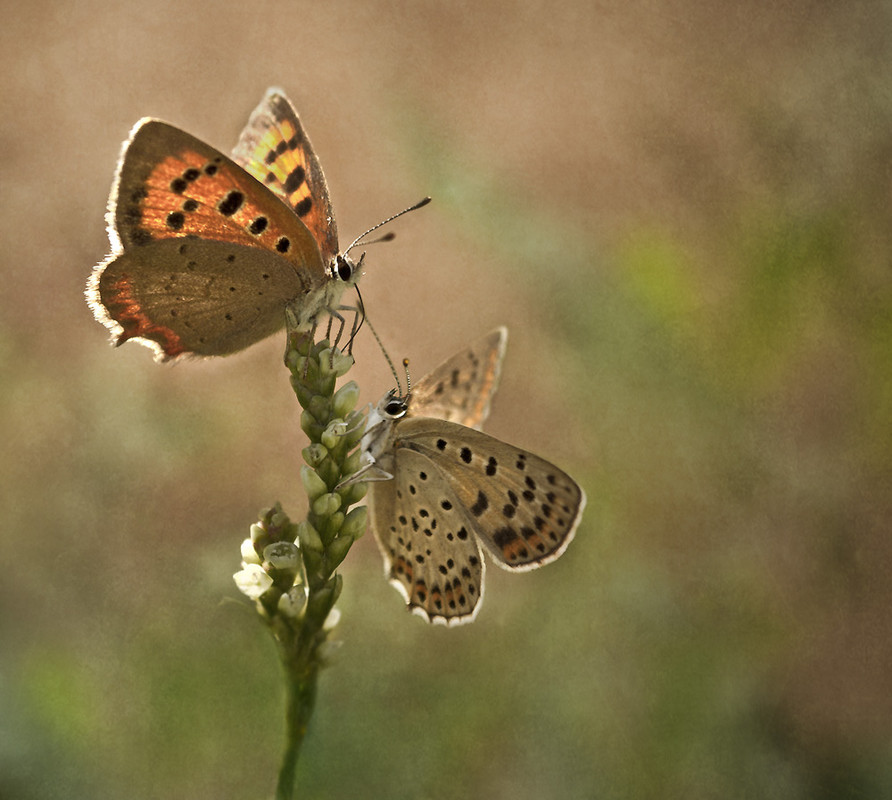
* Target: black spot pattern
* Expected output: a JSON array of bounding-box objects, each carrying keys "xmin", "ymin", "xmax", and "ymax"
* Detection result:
[
  {"xmin": 470, "ymin": 491, "xmax": 488, "ymax": 516},
  {"xmin": 248, "ymin": 216, "xmax": 268, "ymax": 235},
  {"xmin": 295, "ymin": 196, "xmax": 313, "ymax": 217},
  {"xmin": 166, "ymin": 211, "xmax": 185, "ymax": 230},
  {"xmin": 283, "ymin": 166, "xmax": 306, "ymax": 194},
  {"xmin": 218, "ymin": 191, "xmax": 244, "ymax": 216}
]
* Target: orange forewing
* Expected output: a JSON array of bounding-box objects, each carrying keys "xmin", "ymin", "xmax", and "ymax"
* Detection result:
[{"xmin": 114, "ymin": 119, "xmax": 323, "ymax": 274}]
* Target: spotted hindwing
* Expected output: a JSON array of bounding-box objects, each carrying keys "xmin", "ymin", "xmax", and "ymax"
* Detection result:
[
  {"xmin": 391, "ymin": 418, "xmax": 586, "ymax": 572},
  {"xmin": 232, "ymin": 88, "xmax": 338, "ymax": 265},
  {"xmin": 408, "ymin": 327, "xmax": 508, "ymax": 430},
  {"xmin": 370, "ymin": 446, "xmax": 487, "ymax": 626}
]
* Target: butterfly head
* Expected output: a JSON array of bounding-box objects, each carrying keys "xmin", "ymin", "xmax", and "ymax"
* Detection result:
[
  {"xmin": 333, "ymin": 252, "xmax": 362, "ymax": 287},
  {"xmin": 380, "ymin": 389, "xmax": 410, "ymax": 420}
]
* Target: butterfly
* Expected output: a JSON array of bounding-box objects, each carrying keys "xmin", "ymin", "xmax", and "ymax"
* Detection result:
[
  {"xmin": 86, "ymin": 88, "xmax": 364, "ymax": 360},
  {"xmin": 356, "ymin": 328, "xmax": 586, "ymax": 626}
]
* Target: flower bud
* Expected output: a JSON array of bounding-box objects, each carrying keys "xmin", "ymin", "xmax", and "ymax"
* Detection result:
[
  {"xmin": 296, "ymin": 520, "xmax": 323, "ymax": 553},
  {"xmin": 263, "ymin": 541, "xmax": 300, "ymax": 572},
  {"xmin": 324, "ymin": 535, "xmax": 353, "ymax": 573},
  {"xmin": 340, "ymin": 506, "xmax": 368, "ymax": 539},
  {"xmin": 300, "ymin": 465, "xmax": 328, "ymax": 501},
  {"xmin": 302, "ymin": 443, "xmax": 328, "ymax": 468},
  {"xmin": 332, "ymin": 381, "xmax": 360, "ymax": 418},
  {"xmin": 312, "ymin": 492, "xmax": 342, "ymax": 518}
]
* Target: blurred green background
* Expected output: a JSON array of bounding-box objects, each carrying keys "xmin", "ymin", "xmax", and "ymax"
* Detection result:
[{"xmin": 2, "ymin": 1, "xmax": 891, "ymax": 797}]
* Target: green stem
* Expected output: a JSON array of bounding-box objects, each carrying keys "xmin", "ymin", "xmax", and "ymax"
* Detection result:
[
  {"xmin": 276, "ymin": 663, "xmax": 319, "ymax": 800},
  {"xmin": 257, "ymin": 330, "xmax": 366, "ymax": 798}
]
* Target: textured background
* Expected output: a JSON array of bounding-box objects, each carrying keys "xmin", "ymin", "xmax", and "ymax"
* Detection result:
[{"xmin": 2, "ymin": 1, "xmax": 891, "ymax": 797}]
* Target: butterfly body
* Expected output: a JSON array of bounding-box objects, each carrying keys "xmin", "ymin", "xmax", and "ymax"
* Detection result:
[
  {"xmin": 360, "ymin": 329, "xmax": 586, "ymax": 626},
  {"xmin": 87, "ymin": 89, "xmax": 357, "ymax": 360}
]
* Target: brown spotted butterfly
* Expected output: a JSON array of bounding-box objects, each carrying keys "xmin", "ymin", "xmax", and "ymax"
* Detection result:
[{"xmin": 355, "ymin": 328, "xmax": 586, "ymax": 625}]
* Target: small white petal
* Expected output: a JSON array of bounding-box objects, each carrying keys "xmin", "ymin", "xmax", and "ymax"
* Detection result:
[
  {"xmin": 240, "ymin": 538, "xmax": 262, "ymax": 564},
  {"xmin": 233, "ymin": 564, "xmax": 273, "ymax": 599},
  {"xmin": 323, "ymin": 607, "xmax": 341, "ymax": 631}
]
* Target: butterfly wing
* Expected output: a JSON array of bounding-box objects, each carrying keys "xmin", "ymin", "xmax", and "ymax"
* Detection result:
[
  {"xmin": 232, "ymin": 88, "xmax": 339, "ymax": 265},
  {"xmin": 109, "ymin": 119, "xmax": 324, "ymax": 264},
  {"xmin": 368, "ymin": 446, "xmax": 487, "ymax": 626},
  {"xmin": 392, "ymin": 418, "xmax": 585, "ymax": 571},
  {"xmin": 408, "ymin": 328, "xmax": 507, "ymax": 430},
  {"xmin": 92, "ymin": 237, "xmax": 314, "ymax": 358}
]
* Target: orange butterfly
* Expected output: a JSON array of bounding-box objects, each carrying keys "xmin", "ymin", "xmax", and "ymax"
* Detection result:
[{"xmin": 87, "ymin": 88, "xmax": 421, "ymax": 360}]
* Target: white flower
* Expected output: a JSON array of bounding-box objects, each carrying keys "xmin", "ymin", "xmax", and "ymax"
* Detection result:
[{"xmin": 233, "ymin": 564, "xmax": 273, "ymax": 599}]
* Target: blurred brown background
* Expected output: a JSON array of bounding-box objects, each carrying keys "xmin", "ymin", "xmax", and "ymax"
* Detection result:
[{"xmin": 2, "ymin": 1, "xmax": 891, "ymax": 798}]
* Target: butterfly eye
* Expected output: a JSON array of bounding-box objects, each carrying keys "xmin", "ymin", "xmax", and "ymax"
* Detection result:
[
  {"xmin": 383, "ymin": 399, "xmax": 408, "ymax": 418},
  {"xmin": 335, "ymin": 255, "xmax": 354, "ymax": 282}
]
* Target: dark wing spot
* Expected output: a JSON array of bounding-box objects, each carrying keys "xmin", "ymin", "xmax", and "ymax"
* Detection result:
[
  {"xmin": 460, "ymin": 447, "xmax": 472, "ymax": 464},
  {"xmin": 284, "ymin": 166, "xmax": 306, "ymax": 194},
  {"xmin": 470, "ymin": 491, "xmax": 488, "ymax": 516},
  {"xmin": 436, "ymin": 439, "xmax": 447, "ymax": 451},
  {"xmin": 248, "ymin": 216, "xmax": 268, "ymax": 235},
  {"xmin": 170, "ymin": 177, "xmax": 187, "ymax": 194},
  {"xmin": 493, "ymin": 526, "xmax": 518, "ymax": 548},
  {"xmin": 166, "ymin": 211, "xmax": 185, "ymax": 230},
  {"xmin": 295, "ymin": 196, "xmax": 313, "ymax": 217},
  {"xmin": 276, "ymin": 237, "xmax": 291, "ymax": 253},
  {"xmin": 218, "ymin": 190, "xmax": 244, "ymax": 216},
  {"xmin": 486, "ymin": 457, "xmax": 498, "ymax": 476}
]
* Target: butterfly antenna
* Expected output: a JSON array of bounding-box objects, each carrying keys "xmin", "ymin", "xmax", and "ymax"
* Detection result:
[
  {"xmin": 344, "ymin": 282, "xmax": 367, "ymax": 351},
  {"xmin": 343, "ymin": 196, "xmax": 432, "ymax": 256},
  {"xmin": 360, "ymin": 231, "xmax": 396, "ymax": 246},
  {"xmin": 402, "ymin": 357, "xmax": 412, "ymax": 398},
  {"xmin": 363, "ymin": 314, "xmax": 403, "ymax": 394}
]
